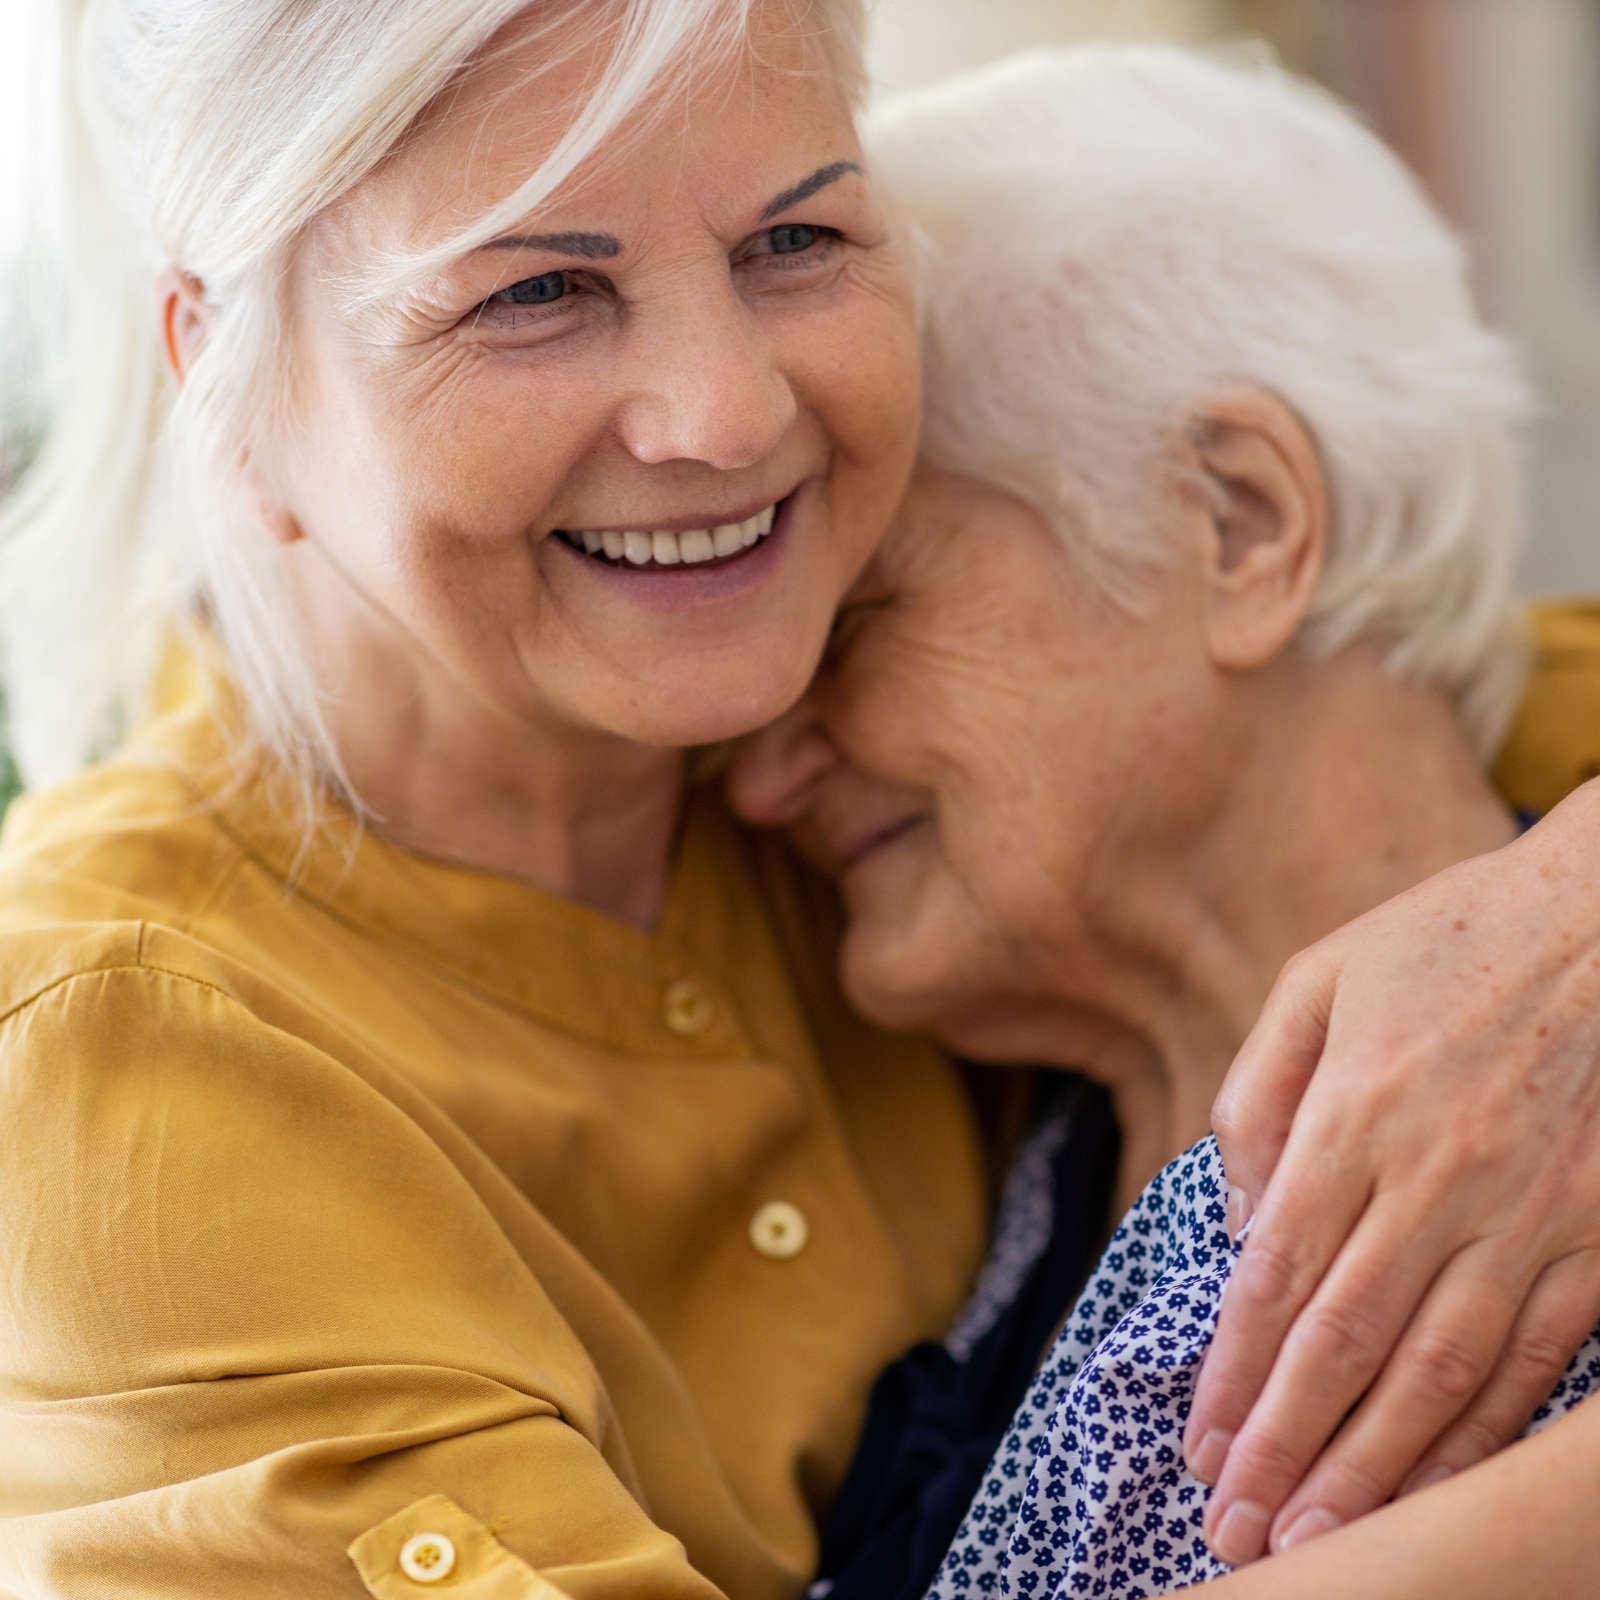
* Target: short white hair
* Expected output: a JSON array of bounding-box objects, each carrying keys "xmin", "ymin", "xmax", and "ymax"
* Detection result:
[
  {"xmin": 0, "ymin": 0, "xmax": 865, "ymax": 804},
  {"xmin": 867, "ymin": 46, "xmax": 1532, "ymax": 756}
]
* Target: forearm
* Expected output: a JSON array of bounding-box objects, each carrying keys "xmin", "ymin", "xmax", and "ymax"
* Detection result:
[{"xmin": 1201, "ymin": 1393, "xmax": 1600, "ymax": 1599}]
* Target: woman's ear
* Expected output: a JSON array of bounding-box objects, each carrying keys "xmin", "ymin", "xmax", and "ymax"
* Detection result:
[
  {"xmin": 157, "ymin": 268, "xmax": 208, "ymax": 384},
  {"xmin": 1183, "ymin": 386, "xmax": 1327, "ymax": 672},
  {"xmin": 156, "ymin": 268, "xmax": 304, "ymax": 547}
]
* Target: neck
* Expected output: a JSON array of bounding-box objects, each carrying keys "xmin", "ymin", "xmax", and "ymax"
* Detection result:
[
  {"xmin": 1052, "ymin": 650, "xmax": 1519, "ymax": 1204},
  {"xmin": 313, "ymin": 655, "xmax": 686, "ymax": 930}
]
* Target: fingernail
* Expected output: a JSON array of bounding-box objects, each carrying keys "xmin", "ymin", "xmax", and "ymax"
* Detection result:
[
  {"xmin": 1276, "ymin": 1507, "xmax": 1342, "ymax": 1551},
  {"xmin": 1225, "ymin": 1185, "xmax": 1252, "ymax": 1241},
  {"xmin": 1188, "ymin": 1427, "xmax": 1234, "ymax": 1483},
  {"xmin": 1398, "ymin": 1464, "xmax": 1452, "ymax": 1497},
  {"xmin": 1211, "ymin": 1500, "xmax": 1272, "ymax": 1566}
]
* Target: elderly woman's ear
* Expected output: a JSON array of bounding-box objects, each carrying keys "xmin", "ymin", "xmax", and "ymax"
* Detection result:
[{"xmin": 1182, "ymin": 386, "xmax": 1327, "ymax": 673}]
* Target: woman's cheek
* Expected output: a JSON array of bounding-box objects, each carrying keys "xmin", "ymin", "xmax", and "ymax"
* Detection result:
[
  {"xmin": 382, "ymin": 341, "xmax": 607, "ymax": 516},
  {"xmin": 796, "ymin": 257, "xmax": 921, "ymax": 465}
]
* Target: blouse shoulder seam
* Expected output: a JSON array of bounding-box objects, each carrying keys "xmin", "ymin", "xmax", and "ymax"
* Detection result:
[{"xmin": 0, "ymin": 957, "xmax": 255, "ymax": 1034}]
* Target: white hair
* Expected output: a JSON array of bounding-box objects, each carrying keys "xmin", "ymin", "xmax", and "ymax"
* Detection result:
[
  {"xmin": 0, "ymin": 0, "xmax": 865, "ymax": 806},
  {"xmin": 867, "ymin": 46, "xmax": 1533, "ymax": 756}
]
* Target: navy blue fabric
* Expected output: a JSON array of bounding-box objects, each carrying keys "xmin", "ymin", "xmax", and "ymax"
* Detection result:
[{"xmin": 809, "ymin": 1072, "xmax": 1119, "ymax": 1600}]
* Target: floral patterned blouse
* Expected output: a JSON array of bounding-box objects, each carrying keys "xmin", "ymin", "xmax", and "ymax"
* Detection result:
[{"xmin": 927, "ymin": 1134, "xmax": 1600, "ymax": 1599}]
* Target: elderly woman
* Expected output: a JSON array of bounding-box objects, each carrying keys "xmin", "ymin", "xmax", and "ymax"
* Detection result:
[
  {"xmin": 731, "ymin": 46, "xmax": 1600, "ymax": 1597},
  {"xmin": 6, "ymin": 5, "xmax": 1600, "ymax": 1598}
]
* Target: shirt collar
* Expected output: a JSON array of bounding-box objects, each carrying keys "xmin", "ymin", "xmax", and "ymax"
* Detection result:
[{"xmin": 133, "ymin": 639, "xmax": 783, "ymax": 1056}]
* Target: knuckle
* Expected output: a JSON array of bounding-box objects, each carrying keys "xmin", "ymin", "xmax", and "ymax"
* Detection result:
[
  {"xmin": 1277, "ymin": 945, "xmax": 1324, "ymax": 991},
  {"xmin": 1190, "ymin": 1362, "xmax": 1249, "ymax": 1423},
  {"xmin": 1211, "ymin": 1087, "xmax": 1248, "ymax": 1146},
  {"xmin": 1291, "ymin": 1299, "xmax": 1391, "ymax": 1381},
  {"xmin": 1232, "ymin": 1238, "xmax": 1310, "ymax": 1313},
  {"xmin": 1503, "ymin": 1325, "xmax": 1581, "ymax": 1384},
  {"xmin": 1227, "ymin": 1427, "xmax": 1312, "ymax": 1492},
  {"xmin": 1315, "ymin": 1451, "xmax": 1394, "ymax": 1514},
  {"xmin": 1406, "ymin": 1327, "xmax": 1493, "ymax": 1404},
  {"xmin": 1440, "ymin": 1412, "xmax": 1509, "ymax": 1467}
]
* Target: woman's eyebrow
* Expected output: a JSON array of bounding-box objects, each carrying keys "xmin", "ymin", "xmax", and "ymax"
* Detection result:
[
  {"xmin": 759, "ymin": 160, "xmax": 863, "ymax": 221},
  {"xmin": 477, "ymin": 230, "xmax": 622, "ymax": 259},
  {"xmin": 472, "ymin": 161, "xmax": 862, "ymax": 259}
]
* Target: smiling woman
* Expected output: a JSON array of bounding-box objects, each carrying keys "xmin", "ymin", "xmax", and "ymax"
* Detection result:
[{"xmin": 0, "ymin": 4, "xmax": 997, "ymax": 1598}]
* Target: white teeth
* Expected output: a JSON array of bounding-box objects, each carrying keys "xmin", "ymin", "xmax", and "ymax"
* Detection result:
[
  {"xmin": 680, "ymin": 529, "xmax": 715, "ymax": 564},
  {"xmin": 569, "ymin": 502, "xmax": 779, "ymax": 567}
]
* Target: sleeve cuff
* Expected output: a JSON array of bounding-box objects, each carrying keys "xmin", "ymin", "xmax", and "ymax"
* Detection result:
[{"xmin": 349, "ymin": 1494, "xmax": 572, "ymax": 1599}]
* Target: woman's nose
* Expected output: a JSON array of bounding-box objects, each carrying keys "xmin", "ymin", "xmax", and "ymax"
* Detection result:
[
  {"xmin": 617, "ymin": 283, "xmax": 797, "ymax": 470},
  {"xmin": 727, "ymin": 697, "xmax": 841, "ymax": 829}
]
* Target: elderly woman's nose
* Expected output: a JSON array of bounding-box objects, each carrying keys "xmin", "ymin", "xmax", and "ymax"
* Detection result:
[
  {"xmin": 727, "ymin": 702, "xmax": 841, "ymax": 828},
  {"xmin": 619, "ymin": 288, "xmax": 798, "ymax": 470}
]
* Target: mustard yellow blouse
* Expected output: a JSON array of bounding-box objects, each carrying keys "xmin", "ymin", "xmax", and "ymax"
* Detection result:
[
  {"xmin": 0, "ymin": 660, "xmax": 994, "ymax": 1600},
  {"xmin": 1495, "ymin": 602, "xmax": 1600, "ymax": 814},
  {"xmin": 1, "ymin": 602, "xmax": 1597, "ymax": 1600}
]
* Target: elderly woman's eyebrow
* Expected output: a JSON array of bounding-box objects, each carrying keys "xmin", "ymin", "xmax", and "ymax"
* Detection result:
[{"xmin": 760, "ymin": 160, "xmax": 862, "ymax": 220}]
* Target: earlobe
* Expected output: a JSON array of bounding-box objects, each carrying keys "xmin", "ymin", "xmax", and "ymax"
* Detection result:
[
  {"xmin": 249, "ymin": 496, "xmax": 306, "ymax": 547},
  {"xmin": 1188, "ymin": 387, "xmax": 1327, "ymax": 673},
  {"xmin": 240, "ymin": 455, "xmax": 305, "ymax": 547}
]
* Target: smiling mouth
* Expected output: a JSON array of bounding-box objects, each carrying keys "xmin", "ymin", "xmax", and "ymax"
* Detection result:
[{"xmin": 554, "ymin": 501, "xmax": 780, "ymax": 570}]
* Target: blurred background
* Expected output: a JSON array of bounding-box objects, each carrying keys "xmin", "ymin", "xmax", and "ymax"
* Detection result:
[
  {"xmin": 867, "ymin": 0, "xmax": 1600, "ymax": 596},
  {"xmin": 3, "ymin": 0, "xmax": 1598, "ymax": 593}
]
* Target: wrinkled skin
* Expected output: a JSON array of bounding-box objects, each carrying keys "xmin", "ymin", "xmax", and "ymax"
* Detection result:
[{"xmin": 1194, "ymin": 790, "xmax": 1600, "ymax": 1560}]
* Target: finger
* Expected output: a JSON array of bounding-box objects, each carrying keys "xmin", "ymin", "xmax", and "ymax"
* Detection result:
[
  {"xmin": 1211, "ymin": 944, "xmax": 1341, "ymax": 1235},
  {"xmin": 1184, "ymin": 1108, "xmax": 1369, "ymax": 1482},
  {"xmin": 1397, "ymin": 1250, "xmax": 1600, "ymax": 1495},
  {"xmin": 1200, "ymin": 1190, "xmax": 1476, "ymax": 1566},
  {"xmin": 1266, "ymin": 1245, "xmax": 1524, "ymax": 1552}
]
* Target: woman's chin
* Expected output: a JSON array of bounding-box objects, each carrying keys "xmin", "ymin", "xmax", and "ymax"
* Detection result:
[
  {"xmin": 637, "ymin": 693, "xmax": 818, "ymax": 751},
  {"xmin": 573, "ymin": 656, "xmax": 829, "ymax": 751}
]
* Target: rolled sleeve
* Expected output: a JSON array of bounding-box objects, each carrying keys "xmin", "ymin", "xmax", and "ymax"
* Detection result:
[{"xmin": 0, "ymin": 964, "xmax": 726, "ymax": 1600}]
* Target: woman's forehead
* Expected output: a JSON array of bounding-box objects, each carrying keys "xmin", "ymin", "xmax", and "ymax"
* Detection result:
[{"xmin": 319, "ymin": 5, "xmax": 861, "ymax": 266}]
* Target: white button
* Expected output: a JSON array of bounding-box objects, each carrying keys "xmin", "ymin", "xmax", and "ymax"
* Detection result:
[
  {"xmin": 750, "ymin": 1200, "xmax": 809, "ymax": 1260},
  {"xmin": 663, "ymin": 977, "xmax": 715, "ymax": 1037},
  {"xmin": 398, "ymin": 1531, "xmax": 457, "ymax": 1584}
]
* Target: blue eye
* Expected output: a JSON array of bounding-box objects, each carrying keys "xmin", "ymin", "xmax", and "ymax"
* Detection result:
[
  {"xmin": 493, "ymin": 272, "xmax": 570, "ymax": 306},
  {"xmin": 768, "ymin": 224, "xmax": 820, "ymax": 255}
]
